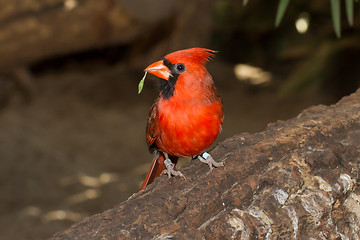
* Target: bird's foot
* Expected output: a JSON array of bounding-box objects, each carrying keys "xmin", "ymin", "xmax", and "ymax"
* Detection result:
[
  {"xmin": 163, "ymin": 158, "xmax": 186, "ymax": 179},
  {"xmin": 198, "ymin": 152, "xmax": 224, "ymax": 170}
]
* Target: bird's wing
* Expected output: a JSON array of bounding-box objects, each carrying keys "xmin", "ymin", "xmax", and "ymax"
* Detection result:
[{"xmin": 146, "ymin": 101, "xmax": 159, "ymax": 152}]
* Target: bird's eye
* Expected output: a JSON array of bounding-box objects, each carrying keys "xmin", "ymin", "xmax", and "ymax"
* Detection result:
[{"xmin": 175, "ymin": 63, "xmax": 185, "ymax": 73}]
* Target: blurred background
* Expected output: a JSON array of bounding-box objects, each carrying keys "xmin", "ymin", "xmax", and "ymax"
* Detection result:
[{"xmin": 0, "ymin": 0, "xmax": 359, "ymax": 239}]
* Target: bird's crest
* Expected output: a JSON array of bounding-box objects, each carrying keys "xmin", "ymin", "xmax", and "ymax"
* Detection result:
[{"xmin": 165, "ymin": 48, "xmax": 217, "ymax": 65}]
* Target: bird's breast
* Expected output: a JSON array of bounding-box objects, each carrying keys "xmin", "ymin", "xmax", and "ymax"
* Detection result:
[{"xmin": 155, "ymin": 97, "xmax": 223, "ymax": 157}]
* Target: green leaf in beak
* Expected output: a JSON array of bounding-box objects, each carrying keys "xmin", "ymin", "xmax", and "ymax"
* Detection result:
[{"xmin": 138, "ymin": 71, "xmax": 147, "ymax": 94}]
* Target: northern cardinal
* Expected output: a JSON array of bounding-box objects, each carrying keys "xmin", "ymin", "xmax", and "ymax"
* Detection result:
[{"xmin": 140, "ymin": 48, "xmax": 224, "ymax": 190}]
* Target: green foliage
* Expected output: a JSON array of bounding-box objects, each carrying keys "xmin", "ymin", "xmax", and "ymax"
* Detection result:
[
  {"xmin": 275, "ymin": 0, "xmax": 290, "ymax": 27},
  {"xmin": 330, "ymin": 0, "xmax": 341, "ymax": 38},
  {"xmin": 345, "ymin": 0, "xmax": 354, "ymax": 26},
  {"xmin": 243, "ymin": 0, "xmax": 356, "ymax": 38}
]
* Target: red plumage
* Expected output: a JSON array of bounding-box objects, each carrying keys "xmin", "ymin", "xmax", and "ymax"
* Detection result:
[{"xmin": 140, "ymin": 48, "xmax": 223, "ymax": 190}]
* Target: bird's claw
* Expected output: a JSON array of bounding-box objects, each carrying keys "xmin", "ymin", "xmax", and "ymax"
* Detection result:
[
  {"xmin": 198, "ymin": 152, "xmax": 224, "ymax": 170},
  {"xmin": 163, "ymin": 158, "xmax": 186, "ymax": 180}
]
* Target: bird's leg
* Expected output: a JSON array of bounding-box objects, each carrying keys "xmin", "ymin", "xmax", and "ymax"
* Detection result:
[
  {"xmin": 198, "ymin": 152, "xmax": 224, "ymax": 170},
  {"xmin": 162, "ymin": 152, "xmax": 186, "ymax": 179}
]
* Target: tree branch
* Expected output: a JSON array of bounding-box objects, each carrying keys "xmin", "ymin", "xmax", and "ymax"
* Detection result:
[{"xmin": 51, "ymin": 89, "xmax": 360, "ymax": 239}]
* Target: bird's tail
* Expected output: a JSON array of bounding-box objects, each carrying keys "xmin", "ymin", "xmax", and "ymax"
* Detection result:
[{"xmin": 140, "ymin": 151, "xmax": 178, "ymax": 190}]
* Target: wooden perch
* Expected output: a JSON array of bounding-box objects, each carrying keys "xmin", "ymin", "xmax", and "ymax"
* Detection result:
[{"xmin": 51, "ymin": 89, "xmax": 360, "ymax": 239}]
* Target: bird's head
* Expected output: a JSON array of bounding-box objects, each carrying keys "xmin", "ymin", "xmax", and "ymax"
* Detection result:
[{"xmin": 145, "ymin": 48, "xmax": 217, "ymax": 99}]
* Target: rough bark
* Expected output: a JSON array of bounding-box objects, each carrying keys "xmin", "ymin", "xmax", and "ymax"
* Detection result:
[{"xmin": 51, "ymin": 89, "xmax": 360, "ymax": 239}]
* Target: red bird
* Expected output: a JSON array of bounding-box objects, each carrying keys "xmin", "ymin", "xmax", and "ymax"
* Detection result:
[{"xmin": 140, "ymin": 48, "xmax": 224, "ymax": 190}]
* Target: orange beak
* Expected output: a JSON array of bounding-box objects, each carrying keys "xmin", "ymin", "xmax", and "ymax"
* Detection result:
[{"xmin": 145, "ymin": 60, "xmax": 171, "ymax": 80}]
